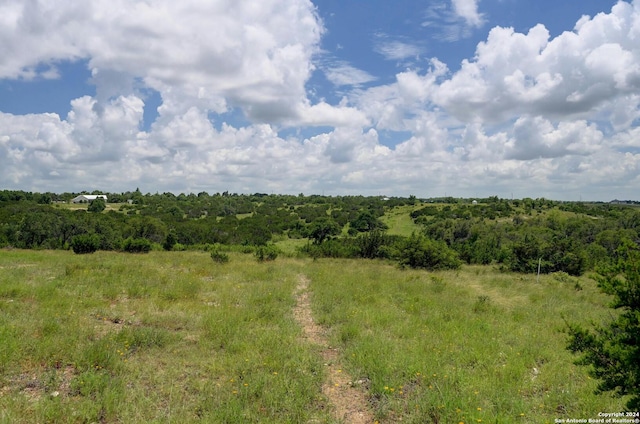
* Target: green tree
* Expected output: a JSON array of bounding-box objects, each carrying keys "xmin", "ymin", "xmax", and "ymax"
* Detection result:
[
  {"xmin": 307, "ymin": 217, "xmax": 341, "ymax": 244},
  {"xmin": 163, "ymin": 231, "xmax": 177, "ymax": 251},
  {"xmin": 349, "ymin": 210, "xmax": 388, "ymax": 234},
  {"xmin": 394, "ymin": 233, "xmax": 461, "ymax": 270},
  {"xmin": 17, "ymin": 210, "xmax": 63, "ymax": 248},
  {"xmin": 88, "ymin": 198, "xmax": 106, "ymax": 213},
  {"xmin": 355, "ymin": 230, "xmax": 393, "ymax": 259},
  {"xmin": 236, "ymin": 216, "xmax": 273, "ymax": 245},
  {"xmin": 126, "ymin": 216, "xmax": 167, "ymax": 243},
  {"xmin": 566, "ymin": 241, "xmax": 640, "ymax": 409}
]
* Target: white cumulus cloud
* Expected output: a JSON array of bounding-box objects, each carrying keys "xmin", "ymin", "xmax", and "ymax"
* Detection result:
[
  {"xmin": 434, "ymin": 1, "xmax": 640, "ymax": 124},
  {"xmin": 451, "ymin": 0, "xmax": 485, "ymax": 28},
  {"xmin": 0, "ymin": 0, "xmax": 326, "ymax": 123},
  {"xmin": 0, "ymin": 0, "xmax": 640, "ymax": 201}
]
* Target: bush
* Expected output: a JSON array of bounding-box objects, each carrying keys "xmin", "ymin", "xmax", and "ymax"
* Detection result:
[
  {"xmin": 210, "ymin": 249, "xmax": 230, "ymax": 263},
  {"xmin": 566, "ymin": 242, "xmax": 640, "ymax": 409},
  {"xmin": 70, "ymin": 234, "xmax": 100, "ymax": 254},
  {"xmin": 299, "ymin": 238, "xmax": 358, "ymax": 259},
  {"xmin": 393, "ymin": 233, "xmax": 461, "ymax": 270},
  {"xmin": 255, "ymin": 244, "xmax": 279, "ymax": 262},
  {"xmin": 306, "ymin": 217, "xmax": 341, "ymax": 244},
  {"xmin": 87, "ymin": 198, "xmax": 106, "ymax": 213},
  {"xmin": 122, "ymin": 237, "xmax": 152, "ymax": 253},
  {"xmin": 163, "ymin": 231, "xmax": 177, "ymax": 251},
  {"xmin": 355, "ymin": 230, "xmax": 397, "ymax": 259}
]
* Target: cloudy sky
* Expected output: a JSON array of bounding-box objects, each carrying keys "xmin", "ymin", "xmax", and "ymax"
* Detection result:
[{"xmin": 1, "ymin": 0, "xmax": 639, "ymax": 200}]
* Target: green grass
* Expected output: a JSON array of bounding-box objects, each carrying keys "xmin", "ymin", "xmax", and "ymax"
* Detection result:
[
  {"xmin": 382, "ymin": 205, "xmax": 422, "ymax": 236},
  {"xmin": 274, "ymin": 236, "xmax": 308, "ymax": 256},
  {"xmin": 304, "ymin": 260, "xmax": 627, "ymax": 423},
  {"xmin": 52, "ymin": 202, "xmax": 127, "ymax": 213},
  {"xmin": 0, "ymin": 250, "xmax": 331, "ymax": 423},
  {"xmin": 0, "ymin": 250, "xmax": 627, "ymax": 423}
]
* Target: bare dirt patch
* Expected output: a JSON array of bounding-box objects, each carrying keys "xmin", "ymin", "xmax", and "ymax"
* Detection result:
[
  {"xmin": 0, "ymin": 365, "xmax": 76, "ymax": 401},
  {"xmin": 294, "ymin": 274, "xmax": 374, "ymax": 424}
]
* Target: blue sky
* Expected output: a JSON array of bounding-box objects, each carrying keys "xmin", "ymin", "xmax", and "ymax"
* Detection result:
[{"xmin": 0, "ymin": 0, "xmax": 638, "ymax": 200}]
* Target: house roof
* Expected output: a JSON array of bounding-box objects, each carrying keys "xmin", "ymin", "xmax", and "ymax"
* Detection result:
[{"xmin": 72, "ymin": 194, "xmax": 107, "ymax": 202}]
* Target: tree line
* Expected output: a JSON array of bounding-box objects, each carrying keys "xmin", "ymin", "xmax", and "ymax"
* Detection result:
[
  {"xmin": 0, "ymin": 189, "xmax": 403, "ymax": 252},
  {"xmin": 1, "ymin": 190, "xmax": 640, "ymax": 275}
]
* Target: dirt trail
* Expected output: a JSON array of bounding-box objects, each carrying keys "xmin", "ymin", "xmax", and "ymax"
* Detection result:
[{"xmin": 293, "ymin": 274, "xmax": 374, "ymax": 424}]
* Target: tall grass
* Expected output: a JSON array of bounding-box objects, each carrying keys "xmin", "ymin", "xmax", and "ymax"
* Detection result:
[
  {"xmin": 304, "ymin": 259, "xmax": 626, "ymax": 423},
  {"xmin": 0, "ymin": 250, "xmax": 627, "ymax": 423},
  {"xmin": 380, "ymin": 204, "xmax": 423, "ymax": 236},
  {"xmin": 0, "ymin": 250, "xmax": 332, "ymax": 423}
]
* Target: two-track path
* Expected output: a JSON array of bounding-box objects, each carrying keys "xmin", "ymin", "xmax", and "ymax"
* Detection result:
[{"xmin": 293, "ymin": 274, "xmax": 374, "ymax": 424}]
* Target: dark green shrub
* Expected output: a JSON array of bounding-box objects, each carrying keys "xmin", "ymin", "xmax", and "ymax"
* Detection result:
[
  {"xmin": 393, "ymin": 233, "xmax": 461, "ymax": 270},
  {"xmin": 210, "ymin": 249, "xmax": 230, "ymax": 263},
  {"xmin": 163, "ymin": 231, "xmax": 177, "ymax": 251},
  {"xmin": 70, "ymin": 234, "xmax": 100, "ymax": 254},
  {"xmin": 255, "ymin": 244, "xmax": 279, "ymax": 262},
  {"xmin": 299, "ymin": 238, "xmax": 358, "ymax": 259},
  {"xmin": 355, "ymin": 230, "xmax": 397, "ymax": 259},
  {"xmin": 87, "ymin": 198, "xmax": 106, "ymax": 213},
  {"xmin": 306, "ymin": 217, "xmax": 341, "ymax": 244},
  {"xmin": 567, "ymin": 242, "xmax": 640, "ymax": 409},
  {"xmin": 122, "ymin": 237, "xmax": 152, "ymax": 253}
]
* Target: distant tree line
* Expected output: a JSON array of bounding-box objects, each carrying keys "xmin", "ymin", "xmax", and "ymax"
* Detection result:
[
  {"xmin": 1, "ymin": 189, "xmax": 638, "ymax": 274},
  {"xmin": 409, "ymin": 199, "xmax": 640, "ymax": 275},
  {"xmin": 0, "ymin": 189, "xmax": 402, "ymax": 250}
]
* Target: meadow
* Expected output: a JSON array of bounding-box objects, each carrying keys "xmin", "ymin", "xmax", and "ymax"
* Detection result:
[{"xmin": 0, "ymin": 248, "xmax": 627, "ymax": 423}]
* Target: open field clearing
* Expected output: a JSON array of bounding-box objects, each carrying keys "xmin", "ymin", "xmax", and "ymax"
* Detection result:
[
  {"xmin": 379, "ymin": 205, "xmax": 423, "ymax": 237},
  {"xmin": 0, "ymin": 250, "xmax": 331, "ymax": 423},
  {"xmin": 0, "ymin": 249, "xmax": 627, "ymax": 423},
  {"xmin": 52, "ymin": 202, "xmax": 127, "ymax": 213}
]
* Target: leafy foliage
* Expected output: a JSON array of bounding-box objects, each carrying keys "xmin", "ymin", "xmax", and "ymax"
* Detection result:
[
  {"xmin": 355, "ymin": 230, "xmax": 394, "ymax": 259},
  {"xmin": 210, "ymin": 248, "xmax": 230, "ymax": 264},
  {"xmin": 2, "ymin": 189, "xmax": 640, "ymax": 277},
  {"xmin": 393, "ymin": 233, "xmax": 461, "ymax": 270},
  {"xmin": 348, "ymin": 210, "xmax": 388, "ymax": 234},
  {"xmin": 255, "ymin": 244, "xmax": 279, "ymax": 262},
  {"xmin": 162, "ymin": 231, "xmax": 177, "ymax": 251},
  {"xmin": 306, "ymin": 217, "xmax": 340, "ymax": 244},
  {"xmin": 87, "ymin": 198, "xmax": 106, "ymax": 213},
  {"xmin": 70, "ymin": 234, "xmax": 100, "ymax": 254},
  {"xmin": 566, "ymin": 242, "xmax": 640, "ymax": 409},
  {"xmin": 122, "ymin": 237, "xmax": 152, "ymax": 253},
  {"xmin": 299, "ymin": 238, "xmax": 359, "ymax": 259}
]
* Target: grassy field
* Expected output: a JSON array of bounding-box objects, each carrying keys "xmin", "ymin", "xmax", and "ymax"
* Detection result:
[
  {"xmin": 380, "ymin": 205, "xmax": 423, "ymax": 237},
  {"xmin": 52, "ymin": 202, "xmax": 127, "ymax": 213},
  {"xmin": 0, "ymin": 249, "xmax": 627, "ymax": 423}
]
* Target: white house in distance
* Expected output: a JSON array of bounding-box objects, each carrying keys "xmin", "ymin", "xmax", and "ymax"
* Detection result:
[{"xmin": 71, "ymin": 194, "xmax": 108, "ymax": 203}]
